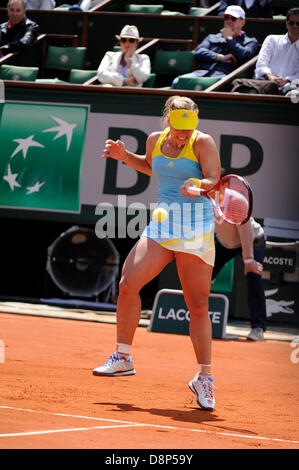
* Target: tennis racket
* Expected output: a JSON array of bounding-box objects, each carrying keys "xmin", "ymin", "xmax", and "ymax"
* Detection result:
[{"xmin": 186, "ymin": 174, "xmax": 252, "ymax": 225}]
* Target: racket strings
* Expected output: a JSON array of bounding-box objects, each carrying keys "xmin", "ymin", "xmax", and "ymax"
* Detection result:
[{"xmin": 219, "ymin": 179, "xmax": 250, "ymax": 224}]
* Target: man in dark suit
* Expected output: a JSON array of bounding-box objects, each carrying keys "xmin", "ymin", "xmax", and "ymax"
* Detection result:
[
  {"xmin": 172, "ymin": 5, "xmax": 258, "ymax": 88},
  {"xmin": 0, "ymin": 0, "xmax": 39, "ymax": 58},
  {"xmin": 218, "ymin": 0, "xmax": 273, "ymax": 18}
]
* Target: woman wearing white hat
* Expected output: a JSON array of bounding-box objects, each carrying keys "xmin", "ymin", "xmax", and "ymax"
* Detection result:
[{"xmin": 97, "ymin": 25, "xmax": 151, "ymax": 87}]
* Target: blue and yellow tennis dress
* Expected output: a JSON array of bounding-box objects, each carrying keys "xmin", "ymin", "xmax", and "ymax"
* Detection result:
[{"xmin": 141, "ymin": 128, "xmax": 215, "ymax": 266}]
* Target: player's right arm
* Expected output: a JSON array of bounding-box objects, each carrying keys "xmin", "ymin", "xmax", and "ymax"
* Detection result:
[
  {"xmin": 101, "ymin": 132, "xmax": 161, "ymax": 176},
  {"xmin": 180, "ymin": 132, "xmax": 220, "ymax": 197},
  {"xmin": 237, "ymin": 220, "xmax": 263, "ymax": 275}
]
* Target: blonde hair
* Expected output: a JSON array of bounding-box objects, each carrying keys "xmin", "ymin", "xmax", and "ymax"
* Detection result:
[{"xmin": 161, "ymin": 96, "xmax": 199, "ymax": 128}]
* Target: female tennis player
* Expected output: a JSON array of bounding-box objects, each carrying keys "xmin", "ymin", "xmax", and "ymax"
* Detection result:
[{"xmin": 93, "ymin": 96, "xmax": 221, "ymax": 411}]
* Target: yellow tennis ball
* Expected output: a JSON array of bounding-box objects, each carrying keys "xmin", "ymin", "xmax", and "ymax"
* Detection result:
[{"xmin": 152, "ymin": 207, "xmax": 168, "ymax": 222}]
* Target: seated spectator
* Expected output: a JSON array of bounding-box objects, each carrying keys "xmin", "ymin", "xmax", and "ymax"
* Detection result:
[
  {"xmin": 24, "ymin": 0, "xmax": 55, "ymax": 9},
  {"xmin": 97, "ymin": 25, "xmax": 151, "ymax": 87},
  {"xmin": 218, "ymin": 0, "xmax": 273, "ymax": 18},
  {"xmin": 172, "ymin": 6, "xmax": 258, "ymax": 88},
  {"xmin": 231, "ymin": 7, "xmax": 299, "ymax": 95},
  {"xmin": 0, "ymin": 0, "xmax": 39, "ymax": 58}
]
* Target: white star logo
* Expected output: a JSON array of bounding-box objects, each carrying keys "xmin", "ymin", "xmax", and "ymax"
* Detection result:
[
  {"xmin": 10, "ymin": 135, "xmax": 45, "ymax": 160},
  {"xmin": 26, "ymin": 181, "xmax": 45, "ymax": 195},
  {"xmin": 43, "ymin": 116, "xmax": 77, "ymax": 151},
  {"xmin": 3, "ymin": 164, "xmax": 21, "ymax": 191}
]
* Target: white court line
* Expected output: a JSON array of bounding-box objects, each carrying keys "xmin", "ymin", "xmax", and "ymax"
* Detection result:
[
  {"xmin": 0, "ymin": 424, "xmax": 145, "ymax": 438},
  {"xmin": 0, "ymin": 405, "xmax": 298, "ymax": 445}
]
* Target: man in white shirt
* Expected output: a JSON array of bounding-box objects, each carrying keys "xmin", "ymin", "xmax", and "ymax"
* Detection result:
[
  {"xmin": 254, "ymin": 7, "xmax": 299, "ymax": 87},
  {"xmin": 231, "ymin": 7, "xmax": 299, "ymax": 94}
]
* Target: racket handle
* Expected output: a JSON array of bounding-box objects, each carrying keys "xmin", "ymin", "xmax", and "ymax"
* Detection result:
[{"xmin": 187, "ymin": 186, "xmax": 204, "ymax": 196}]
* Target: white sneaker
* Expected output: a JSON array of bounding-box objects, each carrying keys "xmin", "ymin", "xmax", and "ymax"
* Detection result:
[
  {"xmin": 93, "ymin": 352, "xmax": 136, "ymax": 377},
  {"xmin": 247, "ymin": 327, "xmax": 264, "ymax": 341},
  {"xmin": 188, "ymin": 373, "xmax": 216, "ymax": 411}
]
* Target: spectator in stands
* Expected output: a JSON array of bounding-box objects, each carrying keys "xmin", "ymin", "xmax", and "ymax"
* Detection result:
[
  {"xmin": 97, "ymin": 25, "xmax": 151, "ymax": 87},
  {"xmin": 218, "ymin": 0, "xmax": 273, "ymax": 18},
  {"xmin": 24, "ymin": 0, "xmax": 55, "ymax": 9},
  {"xmin": 171, "ymin": 5, "xmax": 258, "ymax": 88},
  {"xmin": 231, "ymin": 7, "xmax": 299, "ymax": 94},
  {"xmin": 0, "ymin": 0, "xmax": 39, "ymax": 58}
]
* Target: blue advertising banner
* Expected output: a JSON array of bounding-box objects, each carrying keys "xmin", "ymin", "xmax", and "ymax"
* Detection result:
[{"xmin": 148, "ymin": 289, "xmax": 229, "ymax": 339}]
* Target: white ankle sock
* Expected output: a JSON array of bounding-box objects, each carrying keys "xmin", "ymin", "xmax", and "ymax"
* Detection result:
[
  {"xmin": 198, "ymin": 364, "xmax": 212, "ymax": 376},
  {"xmin": 116, "ymin": 343, "xmax": 131, "ymax": 356}
]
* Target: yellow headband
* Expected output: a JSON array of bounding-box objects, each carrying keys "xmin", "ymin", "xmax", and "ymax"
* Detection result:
[{"xmin": 168, "ymin": 109, "xmax": 198, "ymax": 130}]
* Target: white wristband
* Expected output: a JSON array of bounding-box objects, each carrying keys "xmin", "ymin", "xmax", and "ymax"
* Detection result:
[{"xmin": 244, "ymin": 258, "xmax": 254, "ymax": 263}]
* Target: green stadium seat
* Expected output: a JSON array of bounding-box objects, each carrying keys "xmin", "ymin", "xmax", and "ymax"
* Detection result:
[
  {"xmin": 45, "ymin": 46, "xmax": 86, "ymax": 71},
  {"xmin": 176, "ymin": 76, "xmax": 222, "ymax": 90},
  {"xmin": 152, "ymin": 49, "xmax": 194, "ymax": 87},
  {"xmin": 153, "ymin": 50, "xmax": 194, "ymax": 75},
  {"xmin": 69, "ymin": 69, "xmax": 98, "ymax": 83},
  {"xmin": 0, "ymin": 65, "xmax": 39, "ymax": 81},
  {"xmin": 125, "ymin": 4, "xmax": 164, "ymax": 14},
  {"xmin": 189, "ymin": 7, "xmax": 208, "ymax": 15}
]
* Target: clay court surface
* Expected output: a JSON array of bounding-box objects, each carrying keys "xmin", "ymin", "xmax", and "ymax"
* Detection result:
[{"xmin": 0, "ymin": 312, "xmax": 298, "ymax": 451}]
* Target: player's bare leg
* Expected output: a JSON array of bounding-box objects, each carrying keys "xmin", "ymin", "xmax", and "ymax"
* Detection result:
[
  {"xmin": 176, "ymin": 252, "xmax": 213, "ymax": 368},
  {"xmin": 176, "ymin": 253, "xmax": 216, "ymax": 410},
  {"xmin": 93, "ymin": 238, "xmax": 174, "ymax": 376},
  {"xmin": 116, "ymin": 237, "xmax": 174, "ymax": 346}
]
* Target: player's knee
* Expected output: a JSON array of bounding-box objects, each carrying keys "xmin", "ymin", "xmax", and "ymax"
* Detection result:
[
  {"xmin": 189, "ymin": 301, "xmax": 208, "ymax": 318},
  {"xmin": 118, "ymin": 276, "xmax": 139, "ymax": 297}
]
